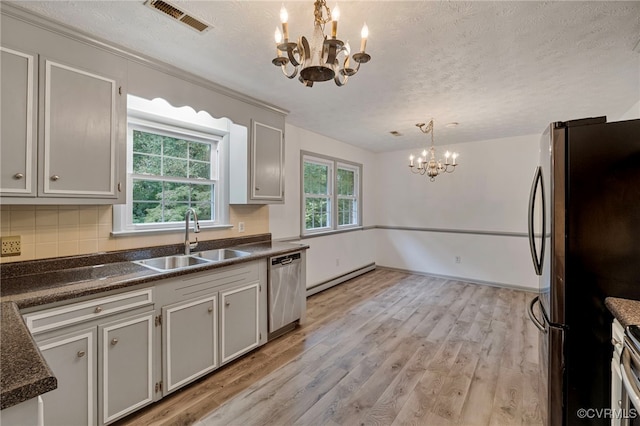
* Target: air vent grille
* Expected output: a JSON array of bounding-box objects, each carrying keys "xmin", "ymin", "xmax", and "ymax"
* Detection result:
[
  {"xmin": 180, "ymin": 15, "xmax": 209, "ymax": 33},
  {"xmin": 145, "ymin": 0, "xmax": 212, "ymax": 33}
]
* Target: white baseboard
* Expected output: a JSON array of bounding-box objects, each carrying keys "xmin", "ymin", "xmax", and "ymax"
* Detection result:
[
  {"xmin": 306, "ymin": 263, "xmax": 376, "ymax": 297},
  {"xmin": 376, "ymin": 265, "xmax": 538, "ymax": 293}
]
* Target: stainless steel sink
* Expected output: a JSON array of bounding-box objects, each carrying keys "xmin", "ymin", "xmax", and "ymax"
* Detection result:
[
  {"xmin": 134, "ymin": 255, "xmax": 212, "ymax": 272},
  {"xmin": 192, "ymin": 249, "xmax": 251, "ymax": 262}
]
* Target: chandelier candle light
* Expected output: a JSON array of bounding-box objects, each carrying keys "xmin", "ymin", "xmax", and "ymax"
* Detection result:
[
  {"xmin": 272, "ymin": 1, "xmax": 371, "ymax": 87},
  {"xmin": 409, "ymin": 120, "xmax": 459, "ymax": 181}
]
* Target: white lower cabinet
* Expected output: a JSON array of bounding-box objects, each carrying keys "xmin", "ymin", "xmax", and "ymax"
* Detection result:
[
  {"xmin": 19, "ymin": 260, "xmax": 272, "ymax": 424},
  {"xmin": 162, "ymin": 295, "xmax": 218, "ymax": 394},
  {"xmin": 24, "ymin": 288, "xmax": 155, "ymax": 425},
  {"xmin": 221, "ymin": 283, "xmax": 260, "ymax": 364},
  {"xmin": 156, "ymin": 261, "xmax": 267, "ymax": 396},
  {"xmin": 99, "ymin": 312, "xmax": 154, "ymax": 424},
  {"xmin": 37, "ymin": 328, "xmax": 97, "ymax": 426},
  {"xmin": 0, "ymin": 397, "xmax": 43, "ymax": 426}
]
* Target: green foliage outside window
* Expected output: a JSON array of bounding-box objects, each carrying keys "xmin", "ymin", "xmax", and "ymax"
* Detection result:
[
  {"xmin": 337, "ymin": 168, "xmax": 355, "ymax": 196},
  {"xmin": 337, "ymin": 168, "xmax": 357, "ymax": 226},
  {"xmin": 132, "ymin": 130, "xmax": 215, "ymax": 224},
  {"xmin": 304, "ymin": 162, "xmax": 330, "ymax": 230}
]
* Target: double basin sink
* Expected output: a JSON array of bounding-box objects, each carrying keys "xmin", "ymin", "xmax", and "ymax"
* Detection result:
[{"xmin": 134, "ymin": 249, "xmax": 251, "ymax": 272}]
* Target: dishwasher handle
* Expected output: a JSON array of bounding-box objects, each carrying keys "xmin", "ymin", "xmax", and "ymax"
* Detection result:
[{"xmin": 271, "ymin": 252, "xmax": 301, "ymax": 266}]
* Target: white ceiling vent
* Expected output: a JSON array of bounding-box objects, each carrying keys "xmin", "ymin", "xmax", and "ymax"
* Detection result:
[{"xmin": 144, "ymin": 0, "xmax": 212, "ymax": 33}]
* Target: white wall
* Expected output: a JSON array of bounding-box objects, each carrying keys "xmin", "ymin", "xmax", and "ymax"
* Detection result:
[
  {"xmin": 271, "ymin": 125, "xmax": 541, "ymax": 290},
  {"xmin": 269, "ymin": 124, "xmax": 377, "ymax": 289},
  {"xmin": 374, "ymin": 134, "xmax": 540, "ymax": 290},
  {"xmin": 616, "ymin": 100, "xmax": 640, "ymax": 121}
]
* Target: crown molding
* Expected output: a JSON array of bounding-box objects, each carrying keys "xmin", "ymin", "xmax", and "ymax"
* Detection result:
[{"xmin": 0, "ymin": 2, "xmax": 289, "ymax": 117}]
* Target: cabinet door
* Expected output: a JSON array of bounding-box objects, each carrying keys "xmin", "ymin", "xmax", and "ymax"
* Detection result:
[
  {"xmin": 162, "ymin": 295, "xmax": 218, "ymax": 394},
  {"xmin": 37, "ymin": 328, "xmax": 97, "ymax": 426},
  {"xmin": 220, "ymin": 282, "xmax": 260, "ymax": 363},
  {"xmin": 251, "ymin": 121, "xmax": 284, "ymax": 201},
  {"xmin": 0, "ymin": 46, "xmax": 37, "ymax": 196},
  {"xmin": 99, "ymin": 312, "xmax": 153, "ymax": 425},
  {"xmin": 41, "ymin": 59, "xmax": 118, "ymax": 198}
]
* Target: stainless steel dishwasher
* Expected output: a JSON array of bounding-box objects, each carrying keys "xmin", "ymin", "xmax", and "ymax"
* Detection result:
[{"xmin": 268, "ymin": 252, "xmax": 302, "ymax": 340}]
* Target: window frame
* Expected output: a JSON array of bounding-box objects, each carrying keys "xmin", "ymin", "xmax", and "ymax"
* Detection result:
[
  {"xmin": 301, "ymin": 151, "xmax": 362, "ymax": 237},
  {"xmin": 336, "ymin": 162, "xmax": 360, "ymax": 228},
  {"xmin": 113, "ymin": 98, "xmax": 231, "ymax": 236}
]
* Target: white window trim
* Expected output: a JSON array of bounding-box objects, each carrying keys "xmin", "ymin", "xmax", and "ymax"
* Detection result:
[
  {"xmin": 301, "ymin": 151, "xmax": 363, "ymax": 237},
  {"xmin": 336, "ymin": 162, "xmax": 360, "ymax": 230},
  {"xmin": 113, "ymin": 96, "xmax": 232, "ymax": 236},
  {"xmin": 302, "ymin": 156, "xmax": 333, "ymax": 235}
]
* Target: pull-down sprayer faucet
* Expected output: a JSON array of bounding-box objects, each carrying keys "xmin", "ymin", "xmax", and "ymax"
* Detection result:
[{"xmin": 184, "ymin": 208, "xmax": 200, "ymax": 255}]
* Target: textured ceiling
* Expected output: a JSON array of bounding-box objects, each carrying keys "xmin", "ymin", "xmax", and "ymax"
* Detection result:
[{"xmin": 10, "ymin": 1, "xmax": 640, "ymax": 152}]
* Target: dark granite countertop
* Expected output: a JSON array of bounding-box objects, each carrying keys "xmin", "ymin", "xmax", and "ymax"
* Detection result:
[
  {"xmin": 0, "ymin": 234, "xmax": 308, "ymax": 410},
  {"xmin": 0, "ymin": 302, "xmax": 57, "ymax": 410},
  {"xmin": 605, "ymin": 297, "xmax": 640, "ymax": 328}
]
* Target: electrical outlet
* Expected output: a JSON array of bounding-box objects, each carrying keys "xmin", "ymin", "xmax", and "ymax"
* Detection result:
[
  {"xmin": 455, "ymin": 256, "xmax": 461, "ymax": 264},
  {"xmin": 1, "ymin": 235, "xmax": 21, "ymax": 257},
  {"xmin": 238, "ymin": 222, "xmax": 245, "ymax": 233}
]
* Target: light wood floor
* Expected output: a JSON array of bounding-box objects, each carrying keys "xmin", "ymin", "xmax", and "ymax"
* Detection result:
[{"xmin": 117, "ymin": 269, "xmax": 542, "ymax": 426}]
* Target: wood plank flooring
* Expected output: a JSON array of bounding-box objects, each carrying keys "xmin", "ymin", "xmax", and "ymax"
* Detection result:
[{"xmin": 116, "ymin": 269, "xmax": 542, "ymax": 426}]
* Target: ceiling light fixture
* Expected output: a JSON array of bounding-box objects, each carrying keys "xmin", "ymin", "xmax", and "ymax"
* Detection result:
[
  {"xmin": 409, "ymin": 120, "xmax": 459, "ymax": 181},
  {"xmin": 272, "ymin": 1, "xmax": 371, "ymax": 87}
]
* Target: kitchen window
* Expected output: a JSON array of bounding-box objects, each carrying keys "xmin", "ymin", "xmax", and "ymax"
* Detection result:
[
  {"xmin": 301, "ymin": 152, "xmax": 361, "ymax": 236},
  {"xmin": 113, "ymin": 95, "xmax": 230, "ymax": 235}
]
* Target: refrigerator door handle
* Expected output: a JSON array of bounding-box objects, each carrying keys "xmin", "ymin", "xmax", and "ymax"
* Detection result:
[
  {"xmin": 527, "ymin": 166, "xmax": 546, "ymax": 276},
  {"xmin": 528, "ymin": 296, "xmax": 547, "ymax": 333}
]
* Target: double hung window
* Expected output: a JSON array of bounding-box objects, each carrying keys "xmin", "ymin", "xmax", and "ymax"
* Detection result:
[
  {"xmin": 129, "ymin": 122, "xmax": 218, "ymax": 224},
  {"xmin": 113, "ymin": 95, "xmax": 229, "ymax": 234},
  {"xmin": 301, "ymin": 152, "xmax": 361, "ymax": 236}
]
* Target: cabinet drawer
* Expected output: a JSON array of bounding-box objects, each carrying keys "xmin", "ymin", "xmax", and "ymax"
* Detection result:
[
  {"xmin": 168, "ymin": 262, "xmax": 259, "ymax": 300},
  {"xmin": 24, "ymin": 288, "xmax": 153, "ymax": 335}
]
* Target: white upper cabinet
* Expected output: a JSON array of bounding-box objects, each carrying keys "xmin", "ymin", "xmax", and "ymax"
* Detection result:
[
  {"xmin": 230, "ymin": 120, "xmax": 285, "ymax": 204},
  {"xmin": 0, "ymin": 47, "xmax": 37, "ymax": 196},
  {"xmin": 41, "ymin": 59, "xmax": 118, "ymax": 198},
  {"xmin": 252, "ymin": 121, "xmax": 284, "ymax": 201},
  {"xmin": 0, "ymin": 12, "xmax": 126, "ymax": 204}
]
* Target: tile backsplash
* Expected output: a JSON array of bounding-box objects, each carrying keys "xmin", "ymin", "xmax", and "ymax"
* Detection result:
[{"xmin": 0, "ymin": 204, "xmax": 269, "ymax": 263}]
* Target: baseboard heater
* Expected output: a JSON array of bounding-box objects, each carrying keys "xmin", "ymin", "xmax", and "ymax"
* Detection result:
[{"xmin": 306, "ymin": 263, "xmax": 376, "ymax": 297}]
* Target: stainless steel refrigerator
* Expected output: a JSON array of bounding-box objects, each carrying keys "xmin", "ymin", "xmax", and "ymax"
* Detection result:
[{"xmin": 527, "ymin": 116, "xmax": 640, "ymax": 425}]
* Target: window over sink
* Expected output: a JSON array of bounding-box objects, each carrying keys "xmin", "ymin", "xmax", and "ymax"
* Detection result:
[{"xmin": 113, "ymin": 95, "xmax": 231, "ymax": 235}]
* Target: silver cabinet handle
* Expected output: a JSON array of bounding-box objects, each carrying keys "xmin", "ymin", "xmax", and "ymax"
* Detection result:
[
  {"xmin": 77, "ymin": 350, "xmax": 86, "ymax": 358},
  {"xmin": 13, "ymin": 173, "xmax": 24, "ymax": 180},
  {"xmin": 94, "ymin": 306, "xmax": 103, "ymax": 313},
  {"xmin": 111, "ymin": 338, "xmax": 118, "ymax": 346},
  {"xmin": 225, "ymin": 301, "xmax": 230, "ymax": 307},
  {"xmin": 50, "ymin": 175, "xmax": 60, "ymax": 181},
  {"xmin": 208, "ymin": 306, "xmax": 214, "ymax": 313}
]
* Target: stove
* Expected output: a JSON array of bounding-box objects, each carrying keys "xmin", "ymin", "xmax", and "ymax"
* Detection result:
[{"xmin": 621, "ymin": 325, "xmax": 640, "ymax": 425}]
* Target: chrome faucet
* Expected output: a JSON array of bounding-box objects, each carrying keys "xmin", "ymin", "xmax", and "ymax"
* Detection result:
[{"xmin": 184, "ymin": 208, "xmax": 200, "ymax": 255}]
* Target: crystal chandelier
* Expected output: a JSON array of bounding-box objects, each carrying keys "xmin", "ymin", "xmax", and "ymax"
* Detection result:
[
  {"xmin": 408, "ymin": 120, "xmax": 459, "ymax": 181},
  {"xmin": 272, "ymin": 1, "xmax": 371, "ymax": 87}
]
